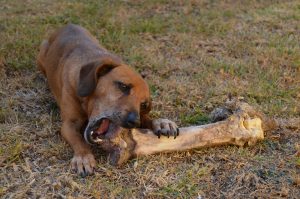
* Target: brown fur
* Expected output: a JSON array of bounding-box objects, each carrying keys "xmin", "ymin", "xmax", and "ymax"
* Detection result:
[{"xmin": 37, "ymin": 24, "xmax": 178, "ymax": 176}]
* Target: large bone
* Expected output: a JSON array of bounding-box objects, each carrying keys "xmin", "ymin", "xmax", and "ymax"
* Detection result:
[
  {"xmin": 96, "ymin": 98, "xmax": 267, "ymax": 166},
  {"xmin": 130, "ymin": 115, "xmax": 263, "ymax": 155}
]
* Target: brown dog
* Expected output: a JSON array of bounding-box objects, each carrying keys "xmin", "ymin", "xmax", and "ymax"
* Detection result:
[{"xmin": 37, "ymin": 24, "xmax": 178, "ymax": 176}]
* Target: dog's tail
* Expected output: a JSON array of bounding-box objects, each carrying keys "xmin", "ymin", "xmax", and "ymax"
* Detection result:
[{"xmin": 36, "ymin": 40, "xmax": 49, "ymax": 76}]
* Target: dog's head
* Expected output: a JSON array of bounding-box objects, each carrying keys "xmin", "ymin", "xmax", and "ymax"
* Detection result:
[{"xmin": 77, "ymin": 56, "xmax": 151, "ymax": 144}]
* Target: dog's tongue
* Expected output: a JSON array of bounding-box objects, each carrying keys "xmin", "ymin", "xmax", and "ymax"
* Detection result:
[{"xmin": 96, "ymin": 119, "xmax": 110, "ymax": 134}]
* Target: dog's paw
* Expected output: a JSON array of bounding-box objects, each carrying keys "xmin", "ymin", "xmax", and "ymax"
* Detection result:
[
  {"xmin": 71, "ymin": 153, "xmax": 96, "ymax": 177},
  {"xmin": 152, "ymin": 118, "xmax": 179, "ymax": 139}
]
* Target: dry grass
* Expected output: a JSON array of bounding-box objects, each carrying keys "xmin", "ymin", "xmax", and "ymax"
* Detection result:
[{"xmin": 0, "ymin": 0, "xmax": 299, "ymax": 198}]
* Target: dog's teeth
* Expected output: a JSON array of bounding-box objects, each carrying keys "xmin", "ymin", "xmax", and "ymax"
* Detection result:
[
  {"xmin": 120, "ymin": 139, "xmax": 127, "ymax": 148},
  {"xmin": 94, "ymin": 138, "xmax": 103, "ymax": 143},
  {"xmin": 91, "ymin": 131, "xmax": 94, "ymax": 135}
]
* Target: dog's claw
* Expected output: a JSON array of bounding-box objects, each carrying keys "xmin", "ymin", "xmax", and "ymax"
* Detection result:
[
  {"xmin": 152, "ymin": 118, "xmax": 179, "ymax": 139},
  {"xmin": 71, "ymin": 153, "xmax": 96, "ymax": 177},
  {"xmin": 80, "ymin": 171, "xmax": 88, "ymax": 178},
  {"xmin": 80, "ymin": 168, "xmax": 94, "ymax": 177},
  {"xmin": 157, "ymin": 130, "xmax": 161, "ymax": 139},
  {"xmin": 170, "ymin": 125, "xmax": 177, "ymax": 139}
]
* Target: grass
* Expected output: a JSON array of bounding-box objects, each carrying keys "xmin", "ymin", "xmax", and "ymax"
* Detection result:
[
  {"xmin": 0, "ymin": 0, "xmax": 299, "ymax": 198},
  {"xmin": 180, "ymin": 107, "xmax": 210, "ymax": 125}
]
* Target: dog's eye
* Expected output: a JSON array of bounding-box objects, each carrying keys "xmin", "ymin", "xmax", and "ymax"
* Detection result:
[{"xmin": 115, "ymin": 81, "xmax": 131, "ymax": 95}]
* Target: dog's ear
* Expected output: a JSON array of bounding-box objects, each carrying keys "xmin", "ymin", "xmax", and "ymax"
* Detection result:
[{"xmin": 78, "ymin": 56, "xmax": 122, "ymax": 97}]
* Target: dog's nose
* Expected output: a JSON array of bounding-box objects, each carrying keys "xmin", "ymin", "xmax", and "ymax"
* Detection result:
[{"xmin": 124, "ymin": 112, "xmax": 140, "ymax": 128}]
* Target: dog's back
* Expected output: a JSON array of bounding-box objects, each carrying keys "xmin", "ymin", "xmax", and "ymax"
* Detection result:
[
  {"xmin": 37, "ymin": 24, "xmax": 110, "ymax": 103},
  {"xmin": 38, "ymin": 24, "xmax": 103, "ymax": 74}
]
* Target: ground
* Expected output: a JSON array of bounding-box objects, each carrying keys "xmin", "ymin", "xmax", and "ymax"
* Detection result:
[{"xmin": 0, "ymin": 0, "xmax": 299, "ymax": 198}]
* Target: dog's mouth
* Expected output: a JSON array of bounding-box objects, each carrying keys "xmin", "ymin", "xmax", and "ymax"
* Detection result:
[{"xmin": 84, "ymin": 117, "xmax": 121, "ymax": 145}]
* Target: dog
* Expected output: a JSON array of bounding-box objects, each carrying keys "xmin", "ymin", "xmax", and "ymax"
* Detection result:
[{"xmin": 37, "ymin": 24, "xmax": 179, "ymax": 176}]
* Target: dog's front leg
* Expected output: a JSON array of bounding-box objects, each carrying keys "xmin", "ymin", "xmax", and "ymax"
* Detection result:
[
  {"xmin": 141, "ymin": 114, "xmax": 179, "ymax": 139},
  {"xmin": 61, "ymin": 120, "xmax": 96, "ymax": 177}
]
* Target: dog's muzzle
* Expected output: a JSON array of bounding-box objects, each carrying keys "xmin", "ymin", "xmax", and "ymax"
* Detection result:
[{"xmin": 84, "ymin": 117, "xmax": 122, "ymax": 145}]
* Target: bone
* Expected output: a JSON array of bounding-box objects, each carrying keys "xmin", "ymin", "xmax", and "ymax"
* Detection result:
[
  {"xmin": 130, "ymin": 115, "xmax": 264, "ymax": 156},
  {"xmin": 99, "ymin": 98, "xmax": 267, "ymax": 166}
]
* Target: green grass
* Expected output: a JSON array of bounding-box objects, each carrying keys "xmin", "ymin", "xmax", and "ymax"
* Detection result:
[
  {"xmin": 0, "ymin": 0, "xmax": 300, "ymax": 198},
  {"xmin": 159, "ymin": 166, "xmax": 209, "ymax": 197},
  {"xmin": 180, "ymin": 107, "xmax": 210, "ymax": 125}
]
